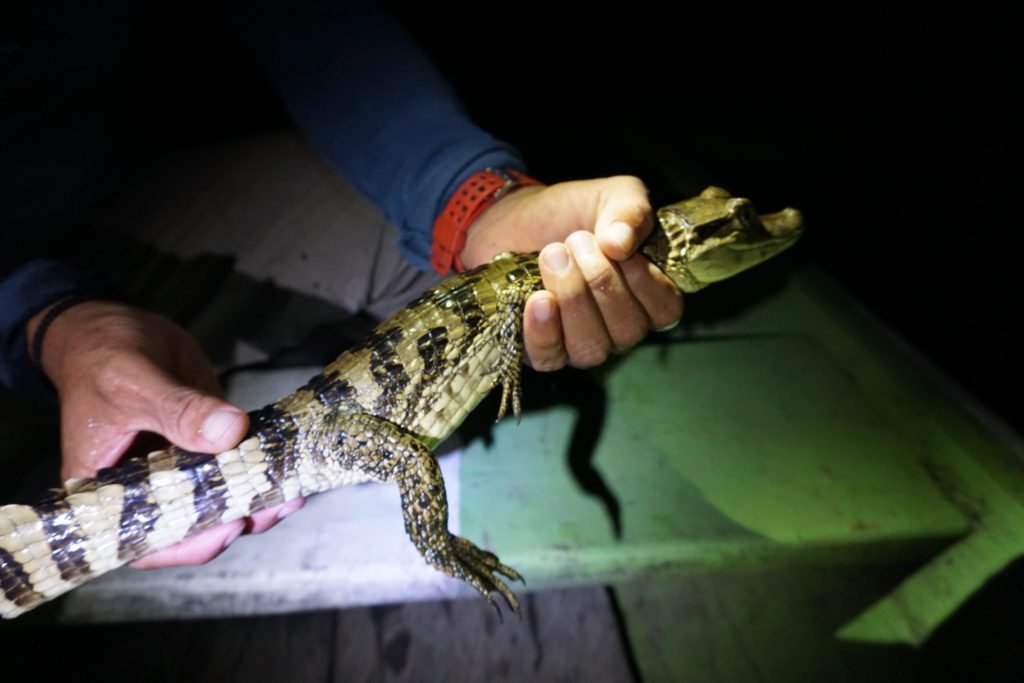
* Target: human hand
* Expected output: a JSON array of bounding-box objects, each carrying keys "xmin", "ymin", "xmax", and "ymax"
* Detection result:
[
  {"xmin": 28, "ymin": 300, "xmax": 304, "ymax": 569},
  {"xmin": 461, "ymin": 175, "xmax": 684, "ymax": 370}
]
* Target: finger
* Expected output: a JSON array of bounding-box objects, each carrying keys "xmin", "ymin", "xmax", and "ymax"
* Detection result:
[
  {"xmin": 129, "ymin": 519, "xmax": 246, "ymax": 569},
  {"xmin": 523, "ymin": 291, "xmax": 567, "ymax": 371},
  {"xmin": 593, "ymin": 176, "xmax": 653, "ymax": 260},
  {"xmin": 565, "ymin": 231, "xmax": 649, "ymax": 352},
  {"xmin": 539, "ymin": 242, "xmax": 612, "ymax": 368},
  {"xmin": 620, "ymin": 255, "xmax": 685, "ymax": 330},
  {"xmin": 142, "ymin": 376, "xmax": 249, "ymax": 453},
  {"xmin": 246, "ymin": 498, "xmax": 307, "ymax": 534}
]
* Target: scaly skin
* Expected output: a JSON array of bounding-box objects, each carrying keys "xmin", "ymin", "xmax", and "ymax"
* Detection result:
[{"xmin": 0, "ymin": 187, "xmax": 803, "ymax": 619}]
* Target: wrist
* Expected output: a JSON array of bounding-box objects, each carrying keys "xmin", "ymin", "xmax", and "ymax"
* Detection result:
[
  {"xmin": 430, "ymin": 168, "xmax": 543, "ymax": 275},
  {"xmin": 26, "ymin": 299, "xmax": 123, "ymax": 387},
  {"xmin": 26, "ymin": 295, "xmax": 95, "ymax": 366},
  {"xmin": 460, "ymin": 184, "xmax": 546, "ymax": 270}
]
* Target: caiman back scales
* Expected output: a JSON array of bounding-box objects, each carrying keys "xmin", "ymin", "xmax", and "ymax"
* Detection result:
[{"xmin": 0, "ymin": 187, "xmax": 803, "ymax": 619}]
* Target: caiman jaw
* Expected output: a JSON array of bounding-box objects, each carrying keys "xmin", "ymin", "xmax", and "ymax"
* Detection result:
[{"xmin": 643, "ymin": 186, "xmax": 804, "ymax": 293}]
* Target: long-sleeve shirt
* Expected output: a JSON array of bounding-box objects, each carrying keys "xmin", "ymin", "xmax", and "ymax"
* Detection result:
[{"xmin": 1, "ymin": 0, "xmax": 525, "ymax": 397}]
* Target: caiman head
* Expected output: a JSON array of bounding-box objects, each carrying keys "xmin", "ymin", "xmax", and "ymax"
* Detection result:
[{"xmin": 642, "ymin": 186, "xmax": 804, "ymax": 293}]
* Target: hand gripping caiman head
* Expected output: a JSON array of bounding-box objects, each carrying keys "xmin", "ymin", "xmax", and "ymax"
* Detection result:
[{"xmin": 642, "ymin": 186, "xmax": 804, "ymax": 293}]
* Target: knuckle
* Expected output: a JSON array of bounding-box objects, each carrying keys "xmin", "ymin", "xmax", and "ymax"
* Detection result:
[
  {"xmin": 609, "ymin": 319, "xmax": 648, "ymax": 351},
  {"xmin": 606, "ymin": 175, "xmax": 652, "ymax": 210},
  {"xmin": 531, "ymin": 352, "xmax": 568, "ymax": 373},
  {"xmin": 525, "ymin": 334, "xmax": 568, "ymax": 372},
  {"xmin": 606, "ymin": 174, "xmax": 646, "ymax": 191},
  {"xmin": 551, "ymin": 281, "xmax": 588, "ymax": 312},
  {"xmin": 582, "ymin": 266, "xmax": 619, "ymax": 296},
  {"xmin": 528, "ymin": 334, "xmax": 563, "ymax": 358},
  {"xmin": 568, "ymin": 338, "xmax": 611, "ymax": 369},
  {"xmin": 651, "ymin": 289, "xmax": 685, "ymax": 329},
  {"xmin": 161, "ymin": 388, "xmax": 207, "ymax": 435}
]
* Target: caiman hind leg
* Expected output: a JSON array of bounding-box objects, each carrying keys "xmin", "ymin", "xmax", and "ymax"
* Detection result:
[
  {"xmin": 488, "ymin": 277, "xmax": 532, "ymax": 423},
  {"xmin": 327, "ymin": 412, "xmax": 523, "ymax": 613}
]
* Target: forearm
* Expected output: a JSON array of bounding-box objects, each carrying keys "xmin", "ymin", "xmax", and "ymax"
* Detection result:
[{"xmin": 219, "ymin": 0, "xmax": 525, "ymax": 269}]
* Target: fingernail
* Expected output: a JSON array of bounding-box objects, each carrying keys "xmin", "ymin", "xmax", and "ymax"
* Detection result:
[
  {"xmin": 608, "ymin": 221, "xmax": 634, "ymax": 253},
  {"xmin": 222, "ymin": 524, "xmax": 244, "ymax": 550},
  {"xmin": 567, "ymin": 231, "xmax": 597, "ymax": 256},
  {"xmin": 542, "ymin": 244, "xmax": 570, "ymax": 273},
  {"xmin": 277, "ymin": 499, "xmax": 305, "ymax": 520},
  {"xmin": 532, "ymin": 295, "xmax": 552, "ymax": 323},
  {"xmin": 202, "ymin": 409, "xmax": 243, "ymax": 446}
]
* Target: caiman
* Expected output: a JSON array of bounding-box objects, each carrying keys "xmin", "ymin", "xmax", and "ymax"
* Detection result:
[{"xmin": 0, "ymin": 187, "xmax": 803, "ymax": 618}]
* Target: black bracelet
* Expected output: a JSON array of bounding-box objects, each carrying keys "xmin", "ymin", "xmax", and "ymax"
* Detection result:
[{"xmin": 29, "ymin": 294, "xmax": 95, "ymax": 367}]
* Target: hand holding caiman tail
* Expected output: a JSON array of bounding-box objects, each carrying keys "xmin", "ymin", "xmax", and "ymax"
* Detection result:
[{"xmin": 0, "ymin": 187, "xmax": 802, "ymax": 619}]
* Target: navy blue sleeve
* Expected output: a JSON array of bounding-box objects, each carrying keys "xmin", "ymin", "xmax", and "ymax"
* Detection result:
[
  {"xmin": 220, "ymin": 0, "xmax": 527, "ymax": 270},
  {"xmin": 0, "ymin": 260, "xmax": 108, "ymax": 399}
]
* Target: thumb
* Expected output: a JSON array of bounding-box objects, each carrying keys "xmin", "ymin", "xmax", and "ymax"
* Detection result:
[
  {"xmin": 149, "ymin": 383, "xmax": 249, "ymax": 454},
  {"xmin": 593, "ymin": 176, "xmax": 653, "ymax": 261}
]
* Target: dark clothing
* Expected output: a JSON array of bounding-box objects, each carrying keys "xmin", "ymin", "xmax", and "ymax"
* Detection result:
[{"xmin": 1, "ymin": 0, "xmax": 524, "ymax": 396}]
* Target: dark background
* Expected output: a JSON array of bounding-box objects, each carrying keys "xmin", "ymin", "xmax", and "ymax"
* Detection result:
[
  {"xmin": 386, "ymin": 5, "xmax": 1019, "ymax": 432},
  {"xmin": 158, "ymin": 3, "xmax": 1018, "ymax": 430}
]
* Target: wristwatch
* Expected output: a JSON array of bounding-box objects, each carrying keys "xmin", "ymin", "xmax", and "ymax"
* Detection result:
[{"xmin": 430, "ymin": 168, "xmax": 542, "ymax": 275}]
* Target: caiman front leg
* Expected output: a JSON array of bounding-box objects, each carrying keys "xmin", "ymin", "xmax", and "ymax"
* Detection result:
[{"xmin": 325, "ymin": 412, "xmax": 523, "ymax": 613}]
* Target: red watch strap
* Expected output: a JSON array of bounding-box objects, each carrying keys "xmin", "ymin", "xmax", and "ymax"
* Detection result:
[{"xmin": 431, "ymin": 168, "xmax": 542, "ymax": 275}]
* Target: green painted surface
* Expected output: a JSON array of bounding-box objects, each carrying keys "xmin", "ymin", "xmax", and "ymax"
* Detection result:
[
  {"xmin": 459, "ymin": 267, "xmax": 1024, "ymax": 659},
  {"xmin": 462, "ymin": 336, "xmax": 966, "ymax": 554}
]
